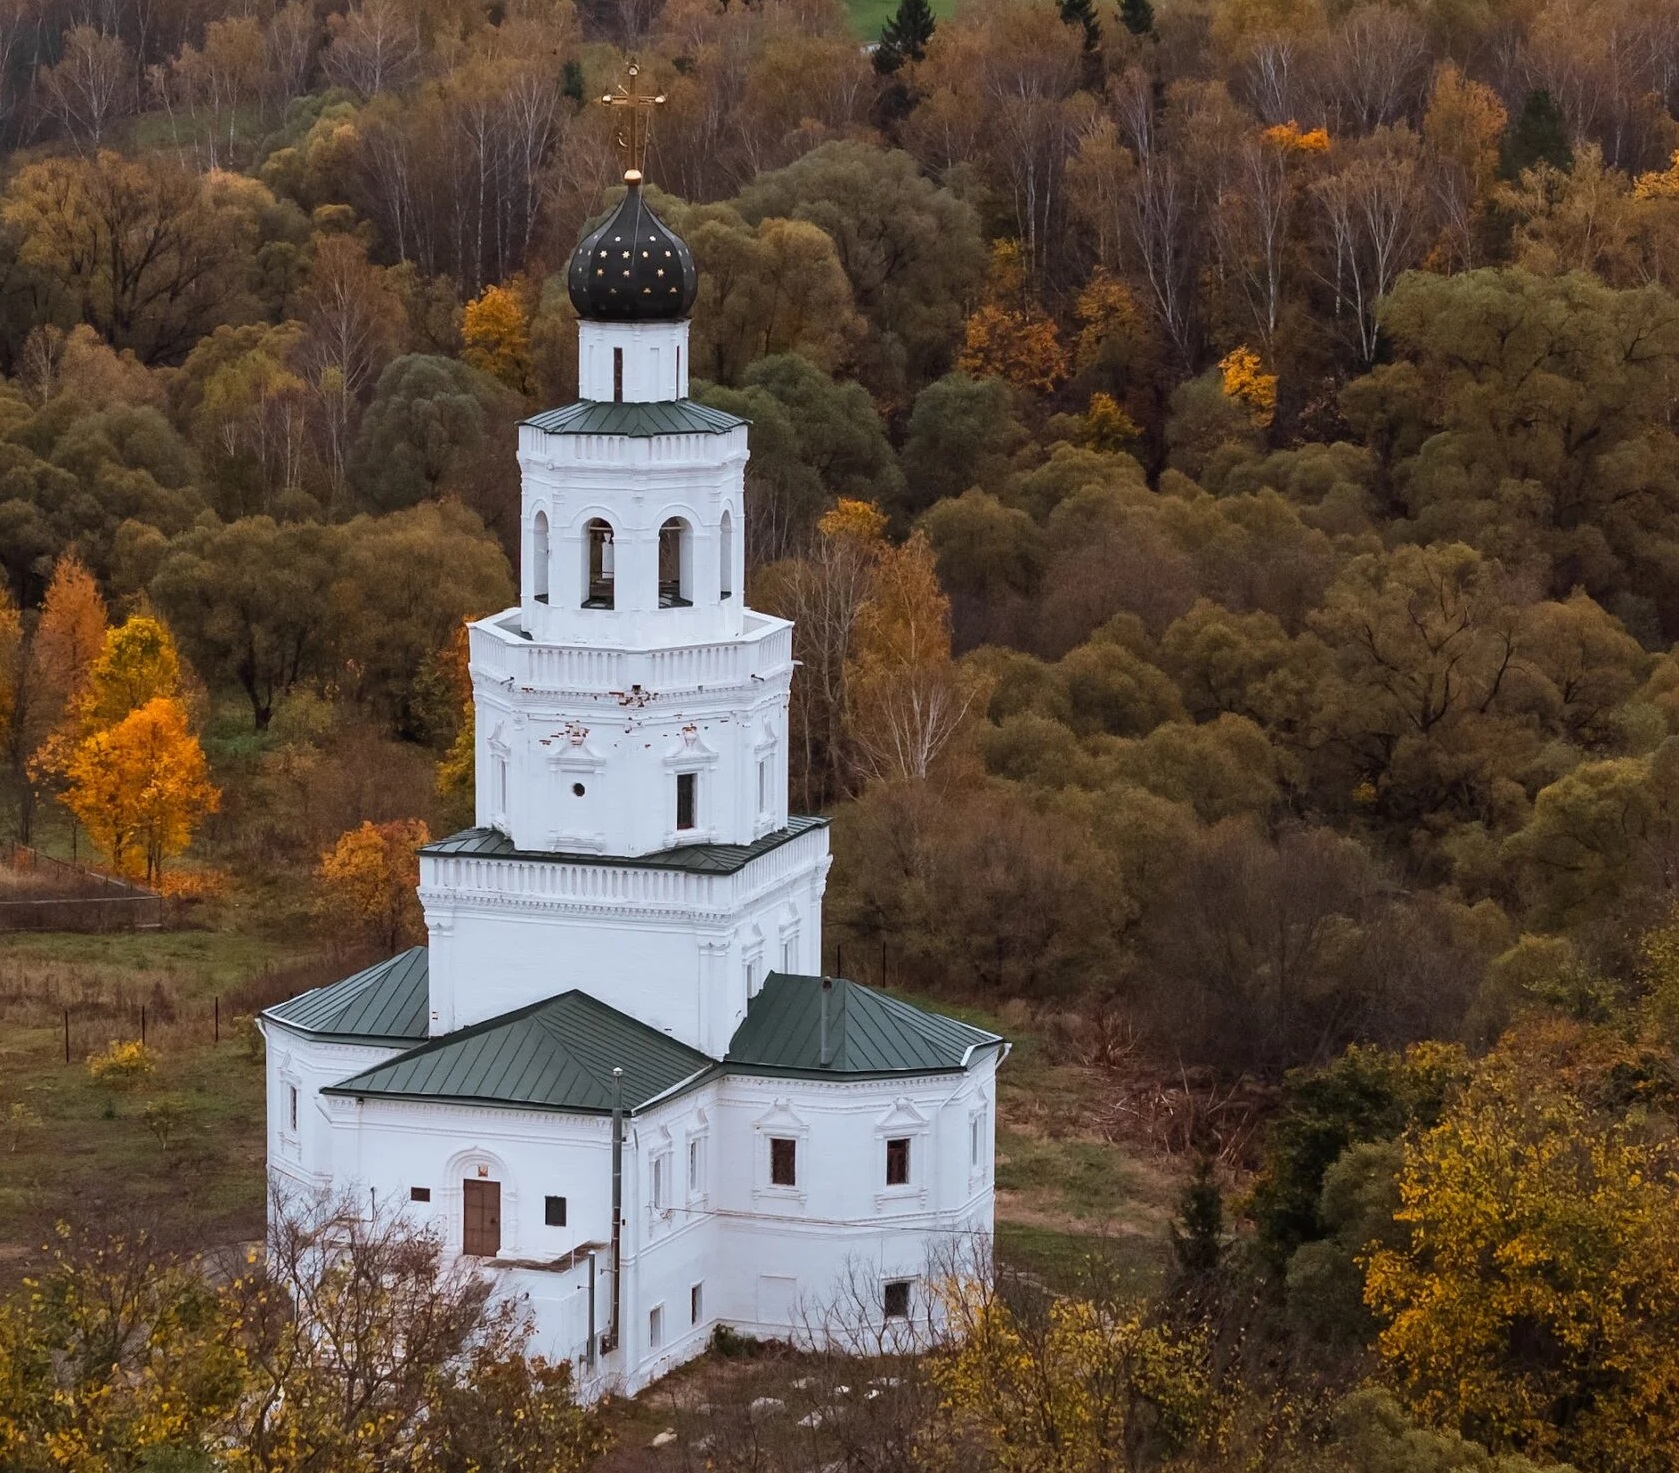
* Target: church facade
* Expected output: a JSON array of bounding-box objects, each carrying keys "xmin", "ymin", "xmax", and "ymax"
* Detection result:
[{"xmin": 260, "ymin": 170, "xmax": 1002, "ymax": 1396}]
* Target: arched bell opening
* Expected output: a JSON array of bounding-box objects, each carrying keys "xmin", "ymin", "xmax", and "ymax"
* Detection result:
[
  {"xmin": 719, "ymin": 509, "xmax": 734, "ymax": 601},
  {"xmin": 532, "ymin": 511, "xmax": 550, "ymax": 603},
  {"xmin": 583, "ymin": 518, "xmax": 616, "ymax": 609},
  {"xmin": 659, "ymin": 517, "xmax": 693, "ymax": 608}
]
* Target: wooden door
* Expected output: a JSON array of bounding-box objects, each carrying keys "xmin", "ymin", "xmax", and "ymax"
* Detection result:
[{"xmin": 462, "ymin": 1179, "xmax": 501, "ymax": 1257}]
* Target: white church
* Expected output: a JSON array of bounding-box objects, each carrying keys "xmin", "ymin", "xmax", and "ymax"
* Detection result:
[{"xmin": 260, "ymin": 162, "xmax": 1003, "ymax": 1395}]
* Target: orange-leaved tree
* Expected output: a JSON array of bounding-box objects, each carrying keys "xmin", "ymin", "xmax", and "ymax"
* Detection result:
[
  {"xmin": 29, "ymin": 552, "xmax": 108, "ymax": 733},
  {"xmin": 62, "ymin": 696, "xmax": 219, "ymax": 883},
  {"xmin": 19, "ymin": 552, "xmax": 108, "ymax": 838},
  {"xmin": 0, "ymin": 582, "xmax": 19, "ymax": 771},
  {"xmin": 316, "ymin": 819, "xmax": 431, "ymax": 953},
  {"xmin": 956, "ymin": 240, "xmax": 1068, "ymax": 395}
]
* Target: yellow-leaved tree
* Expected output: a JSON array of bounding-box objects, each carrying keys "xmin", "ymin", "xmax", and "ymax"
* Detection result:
[
  {"xmin": 77, "ymin": 614, "xmax": 184, "ymax": 731},
  {"xmin": 1217, "ymin": 345, "xmax": 1277, "ymax": 428},
  {"xmin": 846, "ymin": 528, "xmax": 989, "ymax": 785},
  {"xmin": 63, "ymin": 697, "xmax": 219, "ymax": 883},
  {"xmin": 316, "ymin": 818, "xmax": 431, "ymax": 953},
  {"xmin": 933, "ymin": 1273, "xmax": 1210, "ymax": 1469},
  {"xmin": 1363, "ymin": 1018, "xmax": 1679, "ymax": 1471},
  {"xmin": 462, "ymin": 281, "xmax": 533, "ymax": 394}
]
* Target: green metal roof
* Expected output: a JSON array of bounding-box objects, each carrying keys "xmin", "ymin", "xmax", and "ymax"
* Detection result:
[
  {"xmin": 264, "ymin": 948, "xmax": 429, "ymax": 1044},
  {"xmin": 323, "ymin": 990, "xmax": 712, "ymax": 1115},
  {"xmin": 523, "ymin": 399, "xmax": 746, "ymax": 438},
  {"xmin": 422, "ymin": 816, "xmax": 828, "ymax": 875},
  {"xmin": 724, "ymin": 974, "xmax": 1002, "ymax": 1080}
]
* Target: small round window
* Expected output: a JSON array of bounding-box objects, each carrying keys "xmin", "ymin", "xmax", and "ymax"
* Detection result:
[{"xmin": 572, "ymin": 783, "xmax": 586, "ymax": 797}]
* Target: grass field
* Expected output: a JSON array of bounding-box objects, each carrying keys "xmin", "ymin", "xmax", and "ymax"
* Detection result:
[
  {"xmin": 0, "ymin": 929, "xmax": 309, "ymax": 1284},
  {"xmin": 846, "ymin": 0, "xmax": 960, "ymax": 42},
  {"xmin": 882, "ymin": 984, "xmax": 1181, "ymax": 1296}
]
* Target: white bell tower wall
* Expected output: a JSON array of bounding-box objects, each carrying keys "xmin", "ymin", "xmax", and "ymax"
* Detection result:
[{"xmin": 516, "ymin": 419, "xmax": 747, "ymax": 649}]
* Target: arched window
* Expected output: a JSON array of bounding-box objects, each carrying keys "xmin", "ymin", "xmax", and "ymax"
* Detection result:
[
  {"xmin": 532, "ymin": 511, "xmax": 549, "ymax": 603},
  {"xmin": 659, "ymin": 518, "xmax": 692, "ymax": 608},
  {"xmin": 584, "ymin": 519, "xmax": 615, "ymax": 608},
  {"xmin": 719, "ymin": 510, "xmax": 734, "ymax": 601}
]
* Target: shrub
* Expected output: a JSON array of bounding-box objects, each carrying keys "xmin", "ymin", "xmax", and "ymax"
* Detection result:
[{"xmin": 87, "ymin": 1039, "xmax": 156, "ymax": 1089}]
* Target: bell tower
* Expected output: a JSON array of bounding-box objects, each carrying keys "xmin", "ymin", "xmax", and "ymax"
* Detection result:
[{"xmin": 417, "ymin": 78, "xmax": 829, "ymax": 1055}]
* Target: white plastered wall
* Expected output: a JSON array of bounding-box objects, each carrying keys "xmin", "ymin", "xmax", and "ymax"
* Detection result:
[{"xmin": 266, "ymin": 1031, "xmax": 999, "ymax": 1399}]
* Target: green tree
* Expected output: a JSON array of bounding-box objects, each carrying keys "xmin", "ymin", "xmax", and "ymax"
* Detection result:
[
  {"xmin": 899, "ymin": 373, "xmax": 1030, "ymax": 519},
  {"xmin": 335, "ymin": 501, "xmax": 513, "ymax": 735},
  {"xmin": 920, "ymin": 489, "xmax": 1045, "ymax": 604},
  {"xmin": 2, "ymin": 154, "xmax": 269, "ymax": 364},
  {"xmin": 1169, "ymin": 1155, "xmax": 1224, "ymax": 1283},
  {"xmin": 1501, "ymin": 89, "xmax": 1573, "ymax": 179},
  {"xmin": 1248, "ymin": 1042, "xmax": 1469, "ymax": 1272},
  {"xmin": 697, "ymin": 353, "xmax": 903, "ymax": 557},
  {"xmin": 1119, "ymin": 0, "xmax": 1154, "ymax": 35},
  {"xmin": 150, "ymin": 517, "xmax": 346, "ymax": 730},
  {"xmin": 1351, "ymin": 270, "xmax": 1679, "ymax": 618},
  {"xmin": 348, "ymin": 354, "xmax": 523, "ymax": 531},
  {"xmin": 1504, "ymin": 742, "xmax": 1679, "ymax": 927},
  {"xmin": 735, "ymin": 144, "xmax": 987, "ymax": 396},
  {"xmin": 875, "ymin": 0, "xmax": 935, "ymax": 72}
]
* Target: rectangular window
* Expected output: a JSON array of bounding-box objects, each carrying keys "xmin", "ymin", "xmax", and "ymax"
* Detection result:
[
  {"xmin": 652, "ymin": 1155, "xmax": 667, "ymax": 1211},
  {"xmin": 495, "ymin": 756, "xmax": 508, "ymax": 816},
  {"xmin": 688, "ymin": 1138, "xmax": 703, "ymax": 1193},
  {"xmin": 770, "ymin": 1136, "xmax": 797, "ymax": 1187},
  {"xmin": 691, "ymin": 1282, "xmax": 703, "ymax": 1324},
  {"xmin": 613, "ymin": 346, "xmax": 624, "ymax": 402},
  {"xmin": 758, "ymin": 758, "xmax": 770, "ymax": 814},
  {"xmin": 545, "ymin": 1195, "xmax": 567, "ymax": 1227},
  {"xmin": 410, "ymin": 1186, "xmax": 431, "ymax": 1203},
  {"xmin": 971, "ymin": 1112, "xmax": 985, "ymax": 1168},
  {"xmin": 287, "ymin": 1085, "xmax": 298, "ymax": 1132},
  {"xmin": 884, "ymin": 1280, "xmax": 911, "ymax": 1320},
  {"xmin": 676, "ymin": 772, "xmax": 696, "ymax": 831},
  {"xmin": 649, "ymin": 1303, "xmax": 663, "ymax": 1349},
  {"xmin": 782, "ymin": 938, "xmax": 796, "ymax": 973},
  {"xmin": 886, "ymin": 1137, "xmax": 911, "ymax": 1186}
]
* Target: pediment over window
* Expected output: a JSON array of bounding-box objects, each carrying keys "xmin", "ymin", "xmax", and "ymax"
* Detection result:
[
  {"xmin": 875, "ymin": 1096, "xmax": 929, "ymax": 1135},
  {"xmin": 662, "ymin": 725, "xmax": 721, "ymax": 768},
  {"xmin": 753, "ymin": 1096, "xmax": 809, "ymax": 1135}
]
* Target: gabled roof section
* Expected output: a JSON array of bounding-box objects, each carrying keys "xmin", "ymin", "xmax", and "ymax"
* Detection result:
[
  {"xmin": 323, "ymin": 991, "xmax": 713, "ymax": 1115},
  {"xmin": 264, "ymin": 948, "xmax": 429, "ymax": 1044},
  {"xmin": 422, "ymin": 815, "xmax": 827, "ymax": 875},
  {"xmin": 523, "ymin": 399, "xmax": 746, "ymax": 438},
  {"xmin": 725, "ymin": 974, "xmax": 1002, "ymax": 1080}
]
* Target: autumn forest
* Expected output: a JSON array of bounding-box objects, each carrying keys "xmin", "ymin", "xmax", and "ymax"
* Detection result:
[{"xmin": 1, "ymin": 0, "xmax": 1679, "ymax": 1464}]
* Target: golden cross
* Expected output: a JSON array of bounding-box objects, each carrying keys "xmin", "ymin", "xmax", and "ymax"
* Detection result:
[{"xmin": 601, "ymin": 61, "xmax": 665, "ymax": 183}]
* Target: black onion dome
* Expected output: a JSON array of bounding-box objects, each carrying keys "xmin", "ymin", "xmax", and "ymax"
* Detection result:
[{"xmin": 567, "ymin": 181, "xmax": 698, "ymax": 322}]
